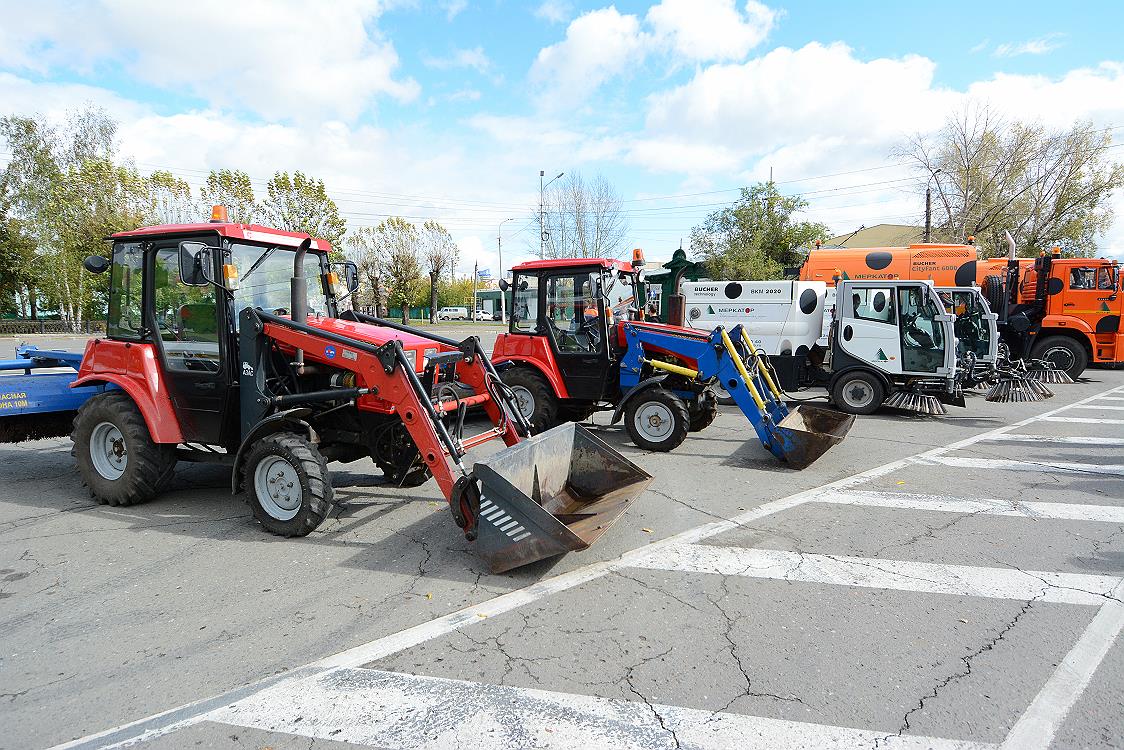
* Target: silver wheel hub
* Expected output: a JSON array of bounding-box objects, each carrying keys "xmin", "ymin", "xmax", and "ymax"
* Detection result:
[
  {"xmin": 90, "ymin": 421, "xmax": 128, "ymax": 480},
  {"xmin": 844, "ymin": 381, "xmax": 874, "ymax": 408},
  {"xmin": 634, "ymin": 402, "xmax": 674, "ymax": 440},
  {"xmin": 511, "ymin": 385, "xmax": 535, "ymax": 419},
  {"xmin": 254, "ymin": 455, "xmax": 302, "ymax": 521}
]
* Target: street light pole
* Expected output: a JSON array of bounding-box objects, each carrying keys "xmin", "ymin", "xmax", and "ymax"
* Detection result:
[
  {"xmin": 498, "ymin": 217, "xmax": 516, "ymax": 323},
  {"xmin": 539, "ymin": 170, "xmax": 564, "ymax": 258}
]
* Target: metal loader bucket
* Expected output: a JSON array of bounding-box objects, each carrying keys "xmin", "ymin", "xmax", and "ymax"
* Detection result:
[
  {"xmin": 768, "ymin": 404, "xmax": 855, "ymax": 470},
  {"xmin": 471, "ymin": 423, "xmax": 652, "ymax": 573}
]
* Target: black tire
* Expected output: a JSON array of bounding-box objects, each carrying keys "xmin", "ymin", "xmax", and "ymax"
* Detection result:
[
  {"xmin": 502, "ymin": 367, "xmax": 558, "ymax": 434},
  {"xmin": 624, "ymin": 388, "xmax": 690, "ymax": 452},
  {"xmin": 831, "ymin": 370, "xmax": 886, "ymax": 415},
  {"xmin": 71, "ymin": 391, "xmax": 176, "ymax": 507},
  {"xmin": 688, "ymin": 389, "xmax": 718, "ymax": 432},
  {"xmin": 983, "ymin": 274, "xmax": 1005, "ymax": 314},
  {"xmin": 243, "ymin": 432, "xmax": 333, "ymax": 537},
  {"xmin": 1031, "ymin": 336, "xmax": 1088, "ymax": 380}
]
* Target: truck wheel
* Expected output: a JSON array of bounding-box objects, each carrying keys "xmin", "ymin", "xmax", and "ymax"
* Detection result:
[
  {"xmin": 984, "ymin": 274, "xmax": 1005, "ymax": 313},
  {"xmin": 831, "ymin": 371, "xmax": 885, "ymax": 415},
  {"xmin": 625, "ymin": 388, "xmax": 689, "ymax": 452},
  {"xmin": 1031, "ymin": 336, "xmax": 1087, "ymax": 379},
  {"xmin": 688, "ymin": 389, "xmax": 719, "ymax": 432},
  {"xmin": 244, "ymin": 432, "xmax": 333, "ymax": 537},
  {"xmin": 502, "ymin": 368, "xmax": 557, "ymax": 434},
  {"xmin": 71, "ymin": 391, "xmax": 175, "ymax": 506}
]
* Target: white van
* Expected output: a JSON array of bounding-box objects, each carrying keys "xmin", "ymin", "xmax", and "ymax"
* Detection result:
[
  {"xmin": 681, "ymin": 280, "xmax": 827, "ymax": 356},
  {"xmin": 437, "ymin": 306, "xmax": 469, "ymax": 321}
]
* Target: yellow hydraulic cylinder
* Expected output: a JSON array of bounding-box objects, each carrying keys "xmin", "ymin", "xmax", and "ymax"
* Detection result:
[
  {"xmin": 719, "ymin": 327, "xmax": 766, "ymax": 412},
  {"xmin": 644, "ymin": 358, "xmax": 700, "ymax": 380},
  {"xmin": 740, "ymin": 329, "xmax": 783, "ymax": 400}
]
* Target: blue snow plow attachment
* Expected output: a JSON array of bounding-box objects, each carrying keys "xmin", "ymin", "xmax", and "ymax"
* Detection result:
[{"xmin": 0, "ymin": 345, "xmax": 104, "ymax": 442}]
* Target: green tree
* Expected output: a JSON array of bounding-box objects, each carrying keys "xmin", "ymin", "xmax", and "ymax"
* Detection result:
[
  {"xmin": 346, "ymin": 226, "xmax": 386, "ymax": 315},
  {"xmin": 262, "ymin": 170, "xmax": 346, "ymax": 248},
  {"xmin": 900, "ymin": 104, "xmax": 1124, "ymax": 256},
  {"xmin": 1, "ymin": 106, "xmax": 149, "ymax": 330},
  {"xmin": 420, "ymin": 220, "xmax": 459, "ymax": 323},
  {"xmin": 201, "ymin": 169, "xmax": 258, "ymax": 223},
  {"xmin": 690, "ymin": 182, "xmax": 829, "ymax": 280},
  {"xmin": 146, "ymin": 169, "xmax": 197, "ymax": 225},
  {"xmin": 372, "ymin": 217, "xmax": 425, "ymax": 323}
]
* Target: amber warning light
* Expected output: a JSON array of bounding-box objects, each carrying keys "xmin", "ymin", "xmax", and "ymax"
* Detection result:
[
  {"xmin": 210, "ymin": 205, "xmax": 229, "ymax": 223},
  {"xmin": 632, "ymin": 248, "xmax": 645, "ymax": 268}
]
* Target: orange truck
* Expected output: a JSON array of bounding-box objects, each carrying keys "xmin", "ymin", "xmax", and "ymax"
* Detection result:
[{"xmin": 796, "ymin": 242, "xmax": 1122, "ymax": 378}]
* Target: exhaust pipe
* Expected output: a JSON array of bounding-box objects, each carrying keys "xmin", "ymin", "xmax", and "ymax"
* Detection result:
[{"xmin": 290, "ymin": 237, "xmax": 313, "ymax": 373}]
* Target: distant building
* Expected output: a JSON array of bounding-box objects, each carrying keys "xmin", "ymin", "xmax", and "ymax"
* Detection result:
[{"xmin": 825, "ymin": 224, "xmax": 924, "ymax": 248}]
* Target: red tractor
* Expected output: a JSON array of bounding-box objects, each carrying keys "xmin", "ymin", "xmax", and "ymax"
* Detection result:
[
  {"xmin": 491, "ymin": 255, "xmax": 851, "ymax": 468},
  {"xmin": 39, "ymin": 211, "xmax": 650, "ymax": 573}
]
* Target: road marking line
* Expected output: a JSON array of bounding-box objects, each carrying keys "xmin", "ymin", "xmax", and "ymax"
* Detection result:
[
  {"xmin": 977, "ymin": 434, "xmax": 1124, "ymax": 446},
  {"xmin": 209, "ymin": 667, "xmax": 993, "ymax": 750},
  {"xmin": 1092, "ymin": 396, "xmax": 1124, "ymax": 401},
  {"xmin": 1001, "ymin": 596, "xmax": 1124, "ymax": 750},
  {"xmin": 1070, "ymin": 404, "xmax": 1124, "ymax": 411},
  {"xmin": 815, "ymin": 490, "xmax": 1124, "ymax": 523},
  {"xmin": 48, "ymin": 382, "xmax": 1124, "ymax": 750},
  {"xmin": 1040, "ymin": 416, "xmax": 1124, "ymax": 425},
  {"xmin": 629, "ymin": 545, "xmax": 1122, "ymax": 605},
  {"xmin": 914, "ymin": 456, "xmax": 1124, "ymax": 477}
]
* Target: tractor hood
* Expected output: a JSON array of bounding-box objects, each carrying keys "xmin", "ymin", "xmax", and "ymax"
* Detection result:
[{"xmin": 303, "ymin": 316, "xmax": 446, "ymax": 372}]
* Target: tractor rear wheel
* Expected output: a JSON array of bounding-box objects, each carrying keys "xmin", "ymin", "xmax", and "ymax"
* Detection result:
[
  {"xmin": 244, "ymin": 432, "xmax": 333, "ymax": 537},
  {"xmin": 831, "ymin": 370, "xmax": 885, "ymax": 415},
  {"xmin": 71, "ymin": 391, "xmax": 176, "ymax": 507},
  {"xmin": 688, "ymin": 389, "xmax": 718, "ymax": 432},
  {"xmin": 502, "ymin": 368, "xmax": 558, "ymax": 434},
  {"xmin": 625, "ymin": 388, "xmax": 689, "ymax": 452}
]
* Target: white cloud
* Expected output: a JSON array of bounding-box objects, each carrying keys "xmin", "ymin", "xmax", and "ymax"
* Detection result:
[
  {"xmin": 534, "ymin": 0, "xmax": 572, "ymax": 24},
  {"xmin": 0, "ymin": 1, "xmax": 418, "ymax": 121},
  {"xmin": 423, "ymin": 47, "xmax": 492, "ymax": 73},
  {"xmin": 993, "ymin": 34, "xmax": 1064, "ymax": 58},
  {"xmin": 441, "ymin": 0, "xmax": 468, "ymax": 20},
  {"xmin": 646, "ymin": 0, "xmax": 776, "ymax": 62},
  {"xmin": 530, "ymin": 7, "xmax": 649, "ymax": 104}
]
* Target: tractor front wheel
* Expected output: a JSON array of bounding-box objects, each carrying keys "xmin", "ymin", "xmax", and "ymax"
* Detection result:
[
  {"xmin": 244, "ymin": 433, "xmax": 333, "ymax": 537},
  {"xmin": 502, "ymin": 368, "xmax": 558, "ymax": 434},
  {"xmin": 625, "ymin": 388, "xmax": 689, "ymax": 452},
  {"xmin": 71, "ymin": 391, "xmax": 175, "ymax": 506}
]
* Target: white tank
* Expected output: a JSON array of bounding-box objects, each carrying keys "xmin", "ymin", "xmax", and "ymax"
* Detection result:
[{"xmin": 681, "ymin": 280, "xmax": 827, "ymax": 355}]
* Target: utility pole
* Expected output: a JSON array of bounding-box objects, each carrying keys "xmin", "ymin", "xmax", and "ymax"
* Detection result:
[
  {"xmin": 925, "ymin": 168, "xmax": 942, "ymax": 243},
  {"xmin": 472, "ymin": 259, "xmax": 478, "ymax": 316}
]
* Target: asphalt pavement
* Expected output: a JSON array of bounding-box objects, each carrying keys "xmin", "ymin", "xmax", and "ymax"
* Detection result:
[{"xmin": 0, "ymin": 335, "xmax": 1121, "ymax": 749}]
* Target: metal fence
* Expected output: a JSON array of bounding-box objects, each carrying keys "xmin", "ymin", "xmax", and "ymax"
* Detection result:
[{"xmin": 0, "ymin": 319, "xmax": 106, "ymax": 335}]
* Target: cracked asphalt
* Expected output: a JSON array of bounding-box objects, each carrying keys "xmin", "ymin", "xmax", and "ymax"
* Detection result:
[{"xmin": 1, "ymin": 337, "xmax": 1122, "ymax": 748}]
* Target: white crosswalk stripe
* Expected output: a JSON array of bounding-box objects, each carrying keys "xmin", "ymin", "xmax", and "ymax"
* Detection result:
[
  {"xmin": 977, "ymin": 434, "xmax": 1124, "ymax": 446},
  {"xmin": 914, "ymin": 455, "xmax": 1124, "ymax": 476},
  {"xmin": 1040, "ymin": 416, "xmax": 1124, "ymax": 425},
  {"xmin": 210, "ymin": 668, "xmax": 993, "ymax": 750},
  {"xmin": 628, "ymin": 544, "xmax": 1122, "ymax": 605},
  {"xmin": 813, "ymin": 489, "xmax": 1124, "ymax": 523},
  {"xmin": 1070, "ymin": 404, "xmax": 1124, "ymax": 411}
]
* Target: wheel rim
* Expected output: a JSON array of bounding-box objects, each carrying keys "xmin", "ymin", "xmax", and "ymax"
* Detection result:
[
  {"xmin": 842, "ymin": 380, "xmax": 875, "ymax": 409},
  {"xmin": 511, "ymin": 385, "xmax": 535, "ymax": 419},
  {"xmin": 90, "ymin": 421, "xmax": 128, "ymax": 480},
  {"xmin": 634, "ymin": 401, "xmax": 675, "ymax": 441},
  {"xmin": 253, "ymin": 455, "xmax": 302, "ymax": 521},
  {"xmin": 1040, "ymin": 345, "xmax": 1076, "ymax": 374}
]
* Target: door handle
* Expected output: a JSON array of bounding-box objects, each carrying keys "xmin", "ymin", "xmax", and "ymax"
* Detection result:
[{"xmin": 194, "ymin": 381, "xmax": 217, "ymax": 390}]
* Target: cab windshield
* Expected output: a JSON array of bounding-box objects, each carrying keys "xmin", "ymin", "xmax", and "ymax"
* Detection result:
[{"xmin": 230, "ymin": 243, "xmax": 330, "ymax": 323}]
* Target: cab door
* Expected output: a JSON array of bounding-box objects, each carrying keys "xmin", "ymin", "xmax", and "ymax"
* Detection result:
[
  {"xmin": 836, "ymin": 283, "xmax": 903, "ymax": 375},
  {"xmin": 542, "ymin": 269, "xmax": 612, "ymax": 400},
  {"xmin": 149, "ymin": 240, "xmax": 228, "ymax": 444}
]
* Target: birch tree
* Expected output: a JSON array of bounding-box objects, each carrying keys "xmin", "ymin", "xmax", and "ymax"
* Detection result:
[{"xmin": 420, "ymin": 220, "xmax": 459, "ymax": 322}]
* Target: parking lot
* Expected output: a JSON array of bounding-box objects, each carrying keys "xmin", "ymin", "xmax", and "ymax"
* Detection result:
[{"xmin": 1, "ymin": 336, "xmax": 1122, "ymax": 749}]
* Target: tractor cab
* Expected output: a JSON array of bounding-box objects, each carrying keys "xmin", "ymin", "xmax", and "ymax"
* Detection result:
[{"xmin": 497, "ymin": 257, "xmax": 643, "ymax": 405}]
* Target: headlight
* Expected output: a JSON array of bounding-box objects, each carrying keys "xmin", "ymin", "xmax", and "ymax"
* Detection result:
[{"xmin": 402, "ymin": 348, "xmax": 417, "ymax": 370}]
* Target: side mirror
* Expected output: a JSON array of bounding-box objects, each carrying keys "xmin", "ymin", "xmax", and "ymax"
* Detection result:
[
  {"xmin": 329, "ymin": 261, "xmax": 360, "ymax": 301},
  {"xmin": 519, "ymin": 279, "xmax": 529, "ymax": 292},
  {"xmin": 179, "ymin": 241, "xmax": 215, "ymax": 286},
  {"xmin": 83, "ymin": 255, "xmax": 110, "ymax": 274},
  {"xmin": 498, "ymin": 278, "xmax": 510, "ymax": 292}
]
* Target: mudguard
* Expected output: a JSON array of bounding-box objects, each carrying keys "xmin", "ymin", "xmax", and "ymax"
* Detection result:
[{"xmin": 230, "ymin": 408, "xmax": 317, "ymax": 492}]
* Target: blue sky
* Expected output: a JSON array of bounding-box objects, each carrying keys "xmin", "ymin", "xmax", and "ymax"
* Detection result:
[{"xmin": 1, "ymin": 0, "xmax": 1122, "ymax": 271}]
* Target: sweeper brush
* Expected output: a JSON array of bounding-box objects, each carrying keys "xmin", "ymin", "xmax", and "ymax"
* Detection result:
[
  {"xmin": 1025, "ymin": 362, "xmax": 1074, "ymax": 384},
  {"xmin": 883, "ymin": 389, "xmax": 947, "ymax": 415},
  {"xmin": 985, "ymin": 376, "xmax": 1052, "ymax": 403}
]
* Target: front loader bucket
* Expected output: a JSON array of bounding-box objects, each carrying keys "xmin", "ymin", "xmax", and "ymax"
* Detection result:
[
  {"xmin": 766, "ymin": 404, "xmax": 855, "ymax": 470},
  {"xmin": 471, "ymin": 423, "xmax": 652, "ymax": 573}
]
